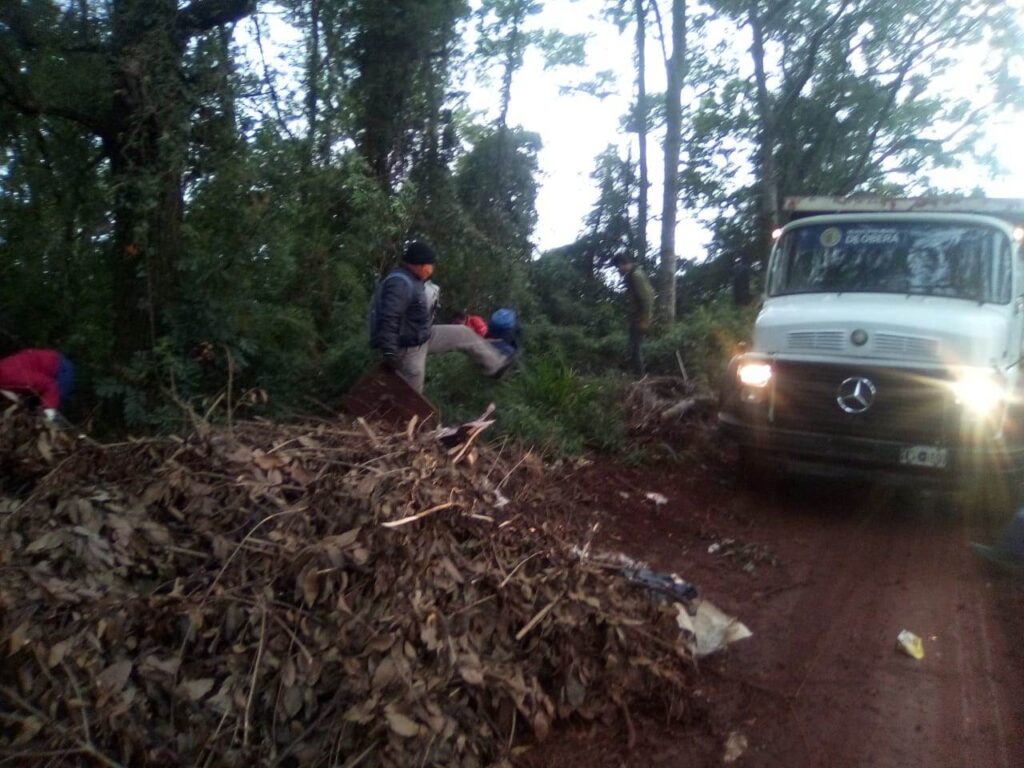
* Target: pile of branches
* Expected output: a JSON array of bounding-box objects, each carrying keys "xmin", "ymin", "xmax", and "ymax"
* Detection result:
[
  {"xmin": 0, "ymin": 407, "xmax": 695, "ymax": 767},
  {"xmin": 624, "ymin": 376, "xmax": 716, "ymax": 435}
]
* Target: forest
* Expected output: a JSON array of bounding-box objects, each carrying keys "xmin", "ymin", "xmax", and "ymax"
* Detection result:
[{"xmin": 2, "ymin": 0, "xmax": 1022, "ymax": 449}]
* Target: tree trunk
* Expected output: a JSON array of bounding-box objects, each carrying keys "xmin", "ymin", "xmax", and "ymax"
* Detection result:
[
  {"xmin": 107, "ymin": 0, "xmax": 188, "ymax": 357},
  {"xmin": 635, "ymin": 0, "xmax": 649, "ymax": 265},
  {"xmin": 494, "ymin": 3, "xmax": 524, "ymax": 193},
  {"xmin": 305, "ymin": 0, "xmax": 321, "ymax": 170},
  {"xmin": 3, "ymin": 0, "xmax": 254, "ymax": 360},
  {"xmin": 748, "ymin": 7, "xmax": 780, "ymax": 267},
  {"xmin": 658, "ymin": 0, "xmax": 686, "ymax": 323}
]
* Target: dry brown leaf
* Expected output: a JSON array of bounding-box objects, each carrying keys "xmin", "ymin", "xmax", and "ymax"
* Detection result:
[
  {"xmin": 7, "ymin": 621, "xmax": 30, "ymax": 654},
  {"xmin": 140, "ymin": 655, "xmax": 180, "ymax": 677},
  {"xmin": 532, "ymin": 710, "xmax": 551, "ymax": 742},
  {"xmin": 458, "ymin": 652, "xmax": 484, "ymax": 686},
  {"xmin": 281, "ymin": 685, "xmax": 303, "ymax": 718},
  {"xmin": 253, "ymin": 453, "xmax": 286, "ymax": 471},
  {"xmin": 36, "ymin": 433, "xmax": 52, "ymax": 463},
  {"xmin": 46, "ymin": 640, "xmax": 71, "ymax": 668},
  {"xmin": 12, "ymin": 716, "xmax": 43, "ymax": 745},
  {"xmin": 177, "ymin": 678, "xmax": 215, "ymax": 702},
  {"xmin": 386, "ymin": 710, "xmax": 421, "ymax": 738},
  {"xmin": 281, "ymin": 656, "xmax": 297, "ymax": 688},
  {"xmin": 96, "ymin": 660, "xmax": 132, "ymax": 694},
  {"xmin": 24, "ymin": 531, "xmax": 64, "ymax": 554},
  {"xmin": 299, "ymin": 568, "xmax": 319, "ymax": 605}
]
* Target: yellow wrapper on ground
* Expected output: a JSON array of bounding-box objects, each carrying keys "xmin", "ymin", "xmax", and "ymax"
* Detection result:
[{"xmin": 897, "ymin": 630, "xmax": 925, "ymax": 660}]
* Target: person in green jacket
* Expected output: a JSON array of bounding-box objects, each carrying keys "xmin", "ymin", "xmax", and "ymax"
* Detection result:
[{"xmin": 614, "ymin": 254, "xmax": 655, "ymax": 377}]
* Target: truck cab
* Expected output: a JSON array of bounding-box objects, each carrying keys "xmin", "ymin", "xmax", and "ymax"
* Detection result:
[{"xmin": 719, "ymin": 197, "xmax": 1024, "ymax": 498}]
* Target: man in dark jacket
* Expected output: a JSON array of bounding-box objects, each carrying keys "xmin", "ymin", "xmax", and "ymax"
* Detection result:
[
  {"xmin": 614, "ymin": 254, "xmax": 655, "ymax": 378},
  {"xmin": 370, "ymin": 242, "xmax": 510, "ymax": 392}
]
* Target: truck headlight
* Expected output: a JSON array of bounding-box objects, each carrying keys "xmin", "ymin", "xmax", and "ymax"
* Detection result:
[
  {"xmin": 738, "ymin": 362, "xmax": 772, "ymax": 388},
  {"xmin": 952, "ymin": 370, "xmax": 1006, "ymax": 418}
]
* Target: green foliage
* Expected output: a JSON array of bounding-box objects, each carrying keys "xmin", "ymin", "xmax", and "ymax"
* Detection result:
[
  {"xmin": 0, "ymin": 0, "xmax": 1017, "ymax": 449},
  {"xmin": 425, "ymin": 352, "xmax": 626, "ymax": 456},
  {"xmin": 681, "ymin": 0, "xmax": 1024, "ymax": 296}
]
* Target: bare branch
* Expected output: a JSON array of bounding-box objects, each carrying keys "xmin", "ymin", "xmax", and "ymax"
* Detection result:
[
  {"xmin": 777, "ymin": 0, "xmax": 853, "ymax": 116},
  {"xmin": 176, "ymin": 0, "xmax": 256, "ymax": 40}
]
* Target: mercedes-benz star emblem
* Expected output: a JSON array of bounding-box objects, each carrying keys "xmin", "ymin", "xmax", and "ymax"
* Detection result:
[{"xmin": 836, "ymin": 377, "xmax": 876, "ymax": 414}]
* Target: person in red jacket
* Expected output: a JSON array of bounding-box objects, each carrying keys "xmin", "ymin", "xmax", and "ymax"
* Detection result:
[{"xmin": 0, "ymin": 349, "xmax": 76, "ymax": 420}]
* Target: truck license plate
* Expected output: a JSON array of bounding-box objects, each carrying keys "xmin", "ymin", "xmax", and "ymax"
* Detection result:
[{"xmin": 900, "ymin": 446, "xmax": 948, "ymax": 468}]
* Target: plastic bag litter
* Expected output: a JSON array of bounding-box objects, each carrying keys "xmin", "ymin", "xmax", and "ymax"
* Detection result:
[
  {"xmin": 896, "ymin": 629, "xmax": 925, "ymax": 660},
  {"xmin": 675, "ymin": 600, "xmax": 753, "ymax": 658},
  {"xmin": 723, "ymin": 731, "xmax": 749, "ymax": 763}
]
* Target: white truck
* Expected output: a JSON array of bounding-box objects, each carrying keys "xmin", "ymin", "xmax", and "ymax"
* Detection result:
[{"xmin": 719, "ymin": 196, "xmax": 1024, "ymax": 503}]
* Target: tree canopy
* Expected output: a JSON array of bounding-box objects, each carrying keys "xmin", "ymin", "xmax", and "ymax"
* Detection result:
[{"xmin": 1, "ymin": 0, "xmax": 1020, "ymax": 427}]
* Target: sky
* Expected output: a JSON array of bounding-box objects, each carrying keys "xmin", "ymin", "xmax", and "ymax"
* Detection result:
[
  {"xmin": 241, "ymin": 1, "xmax": 1024, "ymax": 259},
  {"xmin": 492, "ymin": 1, "xmax": 1024, "ymax": 254}
]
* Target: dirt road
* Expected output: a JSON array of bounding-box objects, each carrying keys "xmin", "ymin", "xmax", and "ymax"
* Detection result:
[{"xmin": 532, "ymin": 460, "xmax": 1024, "ymax": 767}]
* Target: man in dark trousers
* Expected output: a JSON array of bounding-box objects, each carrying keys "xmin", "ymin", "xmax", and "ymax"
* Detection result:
[
  {"xmin": 369, "ymin": 242, "xmax": 510, "ymax": 392},
  {"xmin": 614, "ymin": 254, "xmax": 655, "ymax": 378}
]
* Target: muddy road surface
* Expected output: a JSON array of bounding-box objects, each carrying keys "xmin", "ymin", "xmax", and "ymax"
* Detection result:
[{"xmin": 531, "ymin": 460, "xmax": 1024, "ymax": 768}]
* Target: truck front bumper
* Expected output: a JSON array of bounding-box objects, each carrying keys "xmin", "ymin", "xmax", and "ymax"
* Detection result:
[{"xmin": 718, "ymin": 412, "xmax": 1024, "ymax": 487}]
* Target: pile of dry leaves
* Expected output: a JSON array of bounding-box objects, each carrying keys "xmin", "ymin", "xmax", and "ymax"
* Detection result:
[{"xmin": 0, "ymin": 405, "xmax": 695, "ymax": 767}]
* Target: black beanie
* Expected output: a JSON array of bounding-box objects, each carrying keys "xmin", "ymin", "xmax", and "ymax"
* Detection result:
[{"xmin": 403, "ymin": 241, "xmax": 436, "ymax": 265}]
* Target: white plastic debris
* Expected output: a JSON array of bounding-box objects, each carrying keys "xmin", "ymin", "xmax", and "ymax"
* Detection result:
[
  {"xmin": 723, "ymin": 731, "xmax": 748, "ymax": 763},
  {"xmin": 675, "ymin": 600, "xmax": 753, "ymax": 658},
  {"xmin": 645, "ymin": 492, "xmax": 669, "ymax": 506},
  {"xmin": 571, "ymin": 547, "xmax": 752, "ymax": 658},
  {"xmin": 707, "ymin": 542, "xmax": 721, "ymax": 555}
]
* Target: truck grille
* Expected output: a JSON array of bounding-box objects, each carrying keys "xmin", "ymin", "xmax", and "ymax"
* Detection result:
[
  {"xmin": 873, "ymin": 334, "xmax": 940, "ymax": 361},
  {"xmin": 787, "ymin": 331, "xmax": 844, "ymax": 352},
  {"xmin": 771, "ymin": 361, "xmax": 954, "ymax": 443}
]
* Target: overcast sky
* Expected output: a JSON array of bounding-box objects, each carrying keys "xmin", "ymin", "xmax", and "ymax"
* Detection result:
[
  {"xmin": 243, "ymin": 1, "xmax": 1024, "ymax": 258},
  {"xmin": 490, "ymin": 1, "xmax": 1024, "ymax": 255}
]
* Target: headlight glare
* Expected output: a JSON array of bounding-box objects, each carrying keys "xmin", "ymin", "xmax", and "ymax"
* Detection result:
[
  {"xmin": 952, "ymin": 370, "xmax": 1006, "ymax": 417},
  {"xmin": 738, "ymin": 362, "xmax": 773, "ymax": 389}
]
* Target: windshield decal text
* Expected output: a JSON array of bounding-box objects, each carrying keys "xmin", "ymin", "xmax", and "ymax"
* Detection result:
[{"xmin": 843, "ymin": 229, "xmax": 901, "ymax": 246}]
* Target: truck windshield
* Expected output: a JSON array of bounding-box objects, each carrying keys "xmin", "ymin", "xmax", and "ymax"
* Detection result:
[{"xmin": 769, "ymin": 222, "xmax": 1012, "ymax": 304}]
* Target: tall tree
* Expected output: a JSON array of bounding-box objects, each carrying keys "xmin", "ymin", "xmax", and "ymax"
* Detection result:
[
  {"xmin": 652, "ymin": 0, "xmax": 687, "ymax": 322},
  {"xmin": 0, "ymin": 0, "xmax": 255, "ymax": 357},
  {"xmin": 348, "ymin": 0, "xmax": 469, "ymax": 190},
  {"xmin": 581, "ymin": 146, "xmax": 638, "ymax": 278},
  {"xmin": 704, "ymin": 0, "xmax": 1024, "ymax": 263},
  {"xmin": 634, "ymin": 0, "xmax": 650, "ymax": 267},
  {"xmin": 474, "ymin": 0, "xmax": 586, "ymax": 180}
]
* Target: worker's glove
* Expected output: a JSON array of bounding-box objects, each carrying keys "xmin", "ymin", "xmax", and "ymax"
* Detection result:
[{"xmin": 43, "ymin": 408, "xmax": 58, "ymax": 422}]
